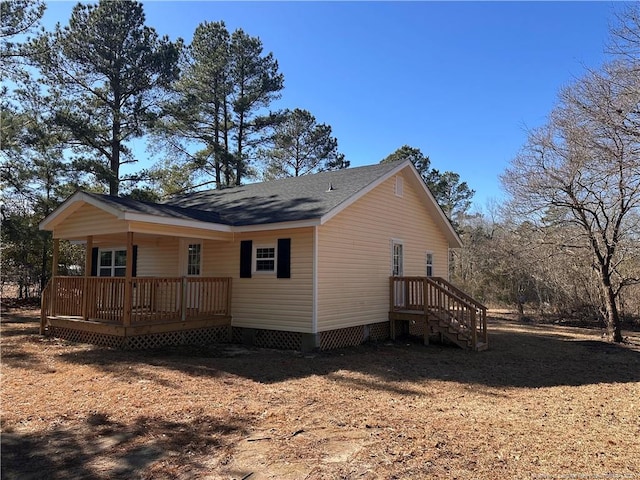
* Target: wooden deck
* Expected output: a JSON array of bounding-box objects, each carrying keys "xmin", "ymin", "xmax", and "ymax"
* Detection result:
[
  {"xmin": 41, "ymin": 276, "xmax": 232, "ymax": 342},
  {"xmin": 389, "ymin": 277, "xmax": 488, "ymax": 351}
]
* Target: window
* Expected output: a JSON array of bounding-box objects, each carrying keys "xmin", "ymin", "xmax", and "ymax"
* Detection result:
[
  {"xmin": 392, "ymin": 241, "xmax": 403, "ymax": 276},
  {"xmin": 426, "ymin": 252, "xmax": 434, "ymax": 277},
  {"xmin": 99, "ymin": 249, "xmax": 126, "ymax": 277},
  {"xmin": 255, "ymin": 246, "xmax": 276, "ymax": 272},
  {"xmin": 187, "ymin": 243, "xmax": 201, "ymax": 276},
  {"xmin": 241, "ymin": 239, "xmax": 291, "ymax": 279}
]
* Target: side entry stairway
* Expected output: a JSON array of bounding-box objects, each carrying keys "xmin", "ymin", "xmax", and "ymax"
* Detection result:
[{"xmin": 389, "ymin": 277, "xmax": 488, "ymax": 351}]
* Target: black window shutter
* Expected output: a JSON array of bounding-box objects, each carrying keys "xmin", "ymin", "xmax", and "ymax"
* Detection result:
[
  {"xmin": 277, "ymin": 238, "xmax": 291, "ymax": 279},
  {"xmin": 91, "ymin": 247, "xmax": 99, "ymax": 276},
  {"xmin": 240, "ymin": 240, "xmax": 252, "ymax": 278},
  {"xmin": 132, "ymin": 245, "xmax": 138, "ymax": 278}
]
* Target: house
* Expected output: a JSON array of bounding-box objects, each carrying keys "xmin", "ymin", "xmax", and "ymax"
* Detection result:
[{"xmin": 39, "ymin": 160, "xmax": 487, "ymax": 351}]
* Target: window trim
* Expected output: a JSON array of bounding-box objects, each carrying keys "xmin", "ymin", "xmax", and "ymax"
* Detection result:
[
  {"xmin": 253, "ymin": 244, "xmax": 277, "ymax": 274},
  {"xmin": 98, "ymin": 247, "xmax": 127, "ymax": 277},
  {"xmin": 186, "ymin": 242, "xmax": 202, "ymax": 277},
  {"xmin": 426, "ymin": 251, "xmax": 434, "ymax": 277},
  {"xmin": 391, "ymin": 239, "xmax": 404, "ymax": 277}
]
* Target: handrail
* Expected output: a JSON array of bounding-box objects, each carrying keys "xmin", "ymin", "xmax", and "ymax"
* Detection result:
[
  {"xmin": 427, "ymin": 277, "xmax": 488, "ymax": 347},
  {"xmin": 390, "ymin": 276, "xmax": 488, "ymax": 349},
  {"xmin": 424, "ymin": 277, "xmax": 479, "ymax": 312},
  {"xmin": 430, "ymin": 277, "xmax": 487, "ymax": 311}
]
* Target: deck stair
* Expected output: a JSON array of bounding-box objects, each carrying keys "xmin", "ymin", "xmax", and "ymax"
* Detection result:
[{"xmin": 389, "ymin": 276, "xmax": 488, "ymax": 351}]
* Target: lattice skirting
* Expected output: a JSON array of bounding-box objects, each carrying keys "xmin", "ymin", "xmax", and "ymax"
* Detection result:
[
  {"xmin": 47, "ymin": 325, "xmax": 231, "ymax": 350},
  {"xmin": 231, "ymin": 326, "xmax": 243, "ymax": 344},
  {"xmin": 232, "ymin": 327, "xmax": 303, "ymax": 350},
  {"xmin": 49, "ymin": 322, "xmax": 390, "ymax": 352},
  {"xmin": 408, "ymin": 320, "xmax": 428, "ymax": 337},
  {"xmin": 48, "ymin": 326, "xmax": 125, "ymax": 348},
  {"xmin": 319, "ymin": 321, "xmax": 390, "ymax": 351},
  {"xmin": 368, "ymin": 321, "xmax": 390, "ymax": 342}
]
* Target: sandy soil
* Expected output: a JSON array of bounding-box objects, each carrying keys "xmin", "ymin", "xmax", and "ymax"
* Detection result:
[{"xmin": 1, "ymin": 307, "xmax": 639, "ymax": 479}]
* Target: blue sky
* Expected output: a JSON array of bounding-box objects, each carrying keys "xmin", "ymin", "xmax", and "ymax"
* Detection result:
[{"xmin": 41, "ymin": 1, "xmax": 620, "ymax": 210}]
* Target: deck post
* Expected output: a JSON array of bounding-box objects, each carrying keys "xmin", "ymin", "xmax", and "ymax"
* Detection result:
[
  {"xmin": 50, "ymin": 238, "xmax": 60, "ymax": 318},
  {"xmin": 226, "ymin": 277, "xmax": 232, "ymax": 316},
  {"xmin": 181, "ymin": 276, "xmax": 188, "ymax": 321},
  {"xmin": 422, "ymin": 278, "xmax": 429, "ymax": 346},
  {"xmin": 471, "ymin": 309, "xmax": 477, "ymax": 350},
  {"xmin": 82, "ymin": 236, "xmax": 93, "ymax": 320},
  {"xmin": 123, "ymin": 232, "xmax": 133, "ymax": 327},
  {"xmin": 389, "ymin": 277, "xmax": 396, "ymax": 340}
]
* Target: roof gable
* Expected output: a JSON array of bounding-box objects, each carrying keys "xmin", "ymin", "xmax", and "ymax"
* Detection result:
[{"xmin": 165, "ymin": 161, "xmax": 405, "ymax": 226}]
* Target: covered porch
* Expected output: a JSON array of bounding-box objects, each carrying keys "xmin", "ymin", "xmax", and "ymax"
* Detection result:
[
  {"xmin": 39, "ymin": 191, "xmax": 236, "ymax": 349},
  {"xmin": 40, "ymin": 233, "xmax": 233, "ymax": 349}
]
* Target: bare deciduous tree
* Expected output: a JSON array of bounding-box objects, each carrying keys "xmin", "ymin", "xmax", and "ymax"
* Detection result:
[{"xmin": 501, "ymin": 59, "xmax": 640, "ymax": 342}]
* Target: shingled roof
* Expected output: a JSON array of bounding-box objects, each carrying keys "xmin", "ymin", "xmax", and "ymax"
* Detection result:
[
  {"xmin": 41, "ymin": 159, "xmax": 462, "ymax": 246},
  {"xmin": 164, "ymin": 160, "xmax": 405, "ymax": 226},
  {"xmin": 80, "ymin": 192, "xmax": 226, "ymax": 224}
]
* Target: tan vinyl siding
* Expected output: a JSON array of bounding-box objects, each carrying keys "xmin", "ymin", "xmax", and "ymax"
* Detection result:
[
  {"xmin": 54, "ymin": 204, "xmax": 124, "ymax": 240},
  {"xmin": 203, "ymin": 228, "xmax": 314, "ymax": 332},
  {"xmin": 317, "ymin": 171, "xmax": 450, "ymax": 332},
  {"xmin": 136, "ymin": 237, "xmax": 180, "ymax": 277}
]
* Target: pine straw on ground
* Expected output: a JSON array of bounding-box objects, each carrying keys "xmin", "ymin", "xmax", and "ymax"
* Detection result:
[{"xmin": 1, "ymin": 309, "xmax": 639, "ymax": 480}]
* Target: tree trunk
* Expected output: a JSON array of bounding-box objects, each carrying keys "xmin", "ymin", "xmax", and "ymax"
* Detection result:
[
  {"xmin": 110, "ymin": 129, "xmax": 120, "ymax": 196},
  {"xmin": 214, "ymin": 95, "xmax": 222, "ymax": 189},
  {"xmin": 235, "ymin": 110, "xmax": 244, "ymax": 186},
  {"xmin": 223, "ymin": 98, "xmax": 231, "ymax": 187},
  {"xmin": 110, "ymin": 85, "xmax": 121, "ymax": 196},
  {"xmin": 602, "ymin": 279, "xmax": 623, "ymax": 343},
  {"xmin": 40, "ymin": 237, "xmax": 49, "ymax": 293}
]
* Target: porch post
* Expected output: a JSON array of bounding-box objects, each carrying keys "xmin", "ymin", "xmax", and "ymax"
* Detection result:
[
  {"xmin": 50, "ymin": 238, "xmax": 60, "ymax": 318},
  {"xmin": 181, "ymin": 276, "xmax": 187, "ymax": 321},
  {"xmin": 422, "ymin": 278, "xmax": 429, "ymax": 346},
  {"xmin": 122, "ymin": 232, "xmax": 134, "ymax": 327},
  {"xmin": 82, "ymin": 236, "xmax": 93, "ymax": 320}
]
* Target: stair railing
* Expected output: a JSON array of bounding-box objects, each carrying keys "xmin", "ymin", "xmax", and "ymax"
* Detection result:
[{"xmin": 390, "ymin": 276, "xmax": 488, "ymax": 348}]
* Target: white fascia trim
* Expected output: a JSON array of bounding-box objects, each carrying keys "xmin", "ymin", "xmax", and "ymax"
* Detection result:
[
  {"xmin": 39, "ymin": 191, "xmax": 123, "ymax": 230},
  {"xmin": 319, "ymin": 160, "xmax": 412, "ymax": 225},
  {"xmin": 232, "ymin": 218, "xmax": 321, "ymax": 232},
  {"xmin": 124, "ymin": 213, "xmax": 232, "ymax": 232}
]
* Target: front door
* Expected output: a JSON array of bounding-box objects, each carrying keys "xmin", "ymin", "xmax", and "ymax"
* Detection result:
[
  {"xmin": 392, "ymin": 241, "xmax": 404, "ymax": 308},
  {"xmin": 182, "ymin": 241, "xmax": 202, "ymax": 309}
]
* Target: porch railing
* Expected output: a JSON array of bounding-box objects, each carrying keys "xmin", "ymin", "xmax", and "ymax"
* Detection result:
[
  {"xmin": 45, "ymin": 276, "xmax": 232, "ymax": 326},
  {"xmin": 390, "ymin": 276, "xmax": 487, "ymax": 346}
]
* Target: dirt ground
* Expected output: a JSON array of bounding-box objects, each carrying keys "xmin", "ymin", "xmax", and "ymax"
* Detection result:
[{"xmin": 1, "ymin": 307, "xmax": 639, "ymax": 480}]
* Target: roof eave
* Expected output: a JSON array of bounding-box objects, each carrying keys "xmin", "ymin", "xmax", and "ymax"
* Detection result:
[
  {"xmin": 232, "ymin": 218, "xmax": 321, "ymax": 232},
  {"xmin": 39, "ymin": 191, "xmax": 124, "ymax": 231},
  {"xmin": 123, "ymin": 213, "xmax": 232, "ymax": 232}
]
